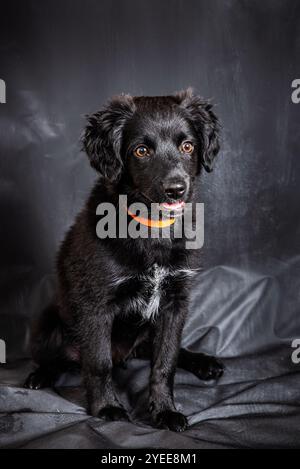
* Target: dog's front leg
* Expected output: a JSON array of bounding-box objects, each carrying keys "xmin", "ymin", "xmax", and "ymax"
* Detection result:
[
  {"xmin": 80, "ymin": 310, "xmax": 129, "ymax": 422},
  {"xmin": 149, "ymin": 297, "xmax": 188, "ymax": 432}
]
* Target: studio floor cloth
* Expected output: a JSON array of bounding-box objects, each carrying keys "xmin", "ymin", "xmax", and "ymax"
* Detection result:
[{"xmin": 1, "ymin": 259, "xmax": 299, "ymax": 449}]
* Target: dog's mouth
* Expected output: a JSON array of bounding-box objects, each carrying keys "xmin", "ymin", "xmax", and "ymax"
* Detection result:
[
  {"xmin": 159, "ymin": 200, "xmax": 185, "ymax": 216},
  {"xmin": 135, "ymin": 191, "xmax": 186, "ymax": 217}
]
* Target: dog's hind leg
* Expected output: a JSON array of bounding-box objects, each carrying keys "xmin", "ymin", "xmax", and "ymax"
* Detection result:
[
  {"xmin": 25, "ymin": 364, "xmax": 63, "ymax": 390},
  {"xmin": 24, "ymin": 303, "xmax": 77, "ymax": 389},
  {"xmin": 177, "ymin": 348, "xmax": 224, "ymax": 381},
  {"xmin": 134, "ymin": 343, "xmax": 224, "ymax": 381}
]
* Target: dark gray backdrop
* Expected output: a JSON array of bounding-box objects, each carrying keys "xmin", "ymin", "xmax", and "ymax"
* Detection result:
[
  {"xmin": 1, "ymin": 0, "xmax": 300, "ymax": 360},
  {"xmin": 1, "ymin": 0, "xmax": 300, "ymax": 450}
]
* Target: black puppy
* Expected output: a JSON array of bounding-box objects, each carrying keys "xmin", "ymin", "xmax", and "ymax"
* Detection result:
[{"xmin": 25, "ymin": 89, "xmax": 223, "ymax": 432}]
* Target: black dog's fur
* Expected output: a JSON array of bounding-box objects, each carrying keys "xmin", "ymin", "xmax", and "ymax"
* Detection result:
[{"xmin": 25, "ymin": 89, "xmax": 223, "ymax": 432}]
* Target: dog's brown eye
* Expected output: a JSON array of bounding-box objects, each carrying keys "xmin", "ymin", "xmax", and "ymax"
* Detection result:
[
  {"xmin": 134, "ymin": 145, "xmax": 149, "ymax": 158},
  {"xmin": 180, "ymin": 141, "xmax": 194, "ymax": 154}
]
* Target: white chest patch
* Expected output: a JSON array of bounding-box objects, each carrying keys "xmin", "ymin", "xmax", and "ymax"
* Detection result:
[
  {"xmin": 122, "ymin": 264, "xmax": 168, "ymax": 321},
  {"xmin": 114, "ymin": 264, "xmax": 200, "ymax": 322},
  {"xmin": 140, "ymin": 264, "xmax": 168, "ymax": 320}
]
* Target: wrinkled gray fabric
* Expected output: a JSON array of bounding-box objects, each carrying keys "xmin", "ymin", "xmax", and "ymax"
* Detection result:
[
  {"xmin": 0, "ymin": 348, "xmax": 299, "ymax": 449},
  {"xmin": 1, "ymin": 0, "xmax": 300, "ymax": 450}
]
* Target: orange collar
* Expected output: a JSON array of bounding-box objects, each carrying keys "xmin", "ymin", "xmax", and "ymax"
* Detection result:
[{"xmin": 127, "ymin": 207, "xmax": 175, "ymax": 228}]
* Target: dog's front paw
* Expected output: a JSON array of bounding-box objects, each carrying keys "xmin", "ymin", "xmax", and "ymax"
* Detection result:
[
  {"xmin": 97, "ymin": 405, "xmax": 130, "ymax": 422},
  {"xmin": 155, "ymin": 410, "xmax": 188, "ymax": 432},
  {"xmin": 191, "ymin": 353, "xmax": 224, "ymax": 381}
]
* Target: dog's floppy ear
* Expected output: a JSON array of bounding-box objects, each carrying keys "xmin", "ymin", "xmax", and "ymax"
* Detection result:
[
  {"xmin": 175, "ymin": 88, "xmax": 220, "ymax": 173},
  {"xmin": 82, "ymin": 94, "xmax": 135, "ymax": 182}
]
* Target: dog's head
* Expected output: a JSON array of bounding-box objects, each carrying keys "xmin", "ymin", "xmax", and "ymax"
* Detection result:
[{"xmin": 83, "ymin": 89, "xmax": 220, "ymax": 212}]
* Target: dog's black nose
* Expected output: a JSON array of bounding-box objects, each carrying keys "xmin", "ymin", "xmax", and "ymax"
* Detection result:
[{"xmin": 164, "ymin": 181, "xmax": 186, "ymax": 200}]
